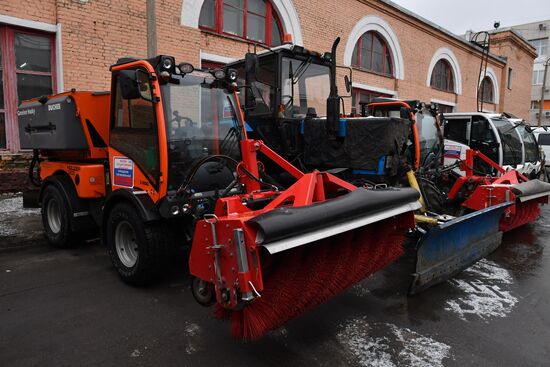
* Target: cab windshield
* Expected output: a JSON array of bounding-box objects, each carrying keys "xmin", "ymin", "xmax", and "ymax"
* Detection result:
[
  {"xmin": 161, "ymin": 73, "xmax": 243, "ymax": 191},
  {"xmin": 280, "ymin": 57, "xmax": 330, "ymax": 118},
  {"xmin": 492, "ymin": 118, "xmax": 522, "ymax": 166},
  {"xmin": 516, "ymin": 124, "xmax": 540, "ymax": 163},
  {"xmin": 416, "ymin": 108, "xmax": 441, "ymax": 168}
]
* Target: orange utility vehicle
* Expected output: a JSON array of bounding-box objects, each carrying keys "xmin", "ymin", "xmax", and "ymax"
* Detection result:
[{"xmin": 18, "ymin": 55, "xmax": 420, "ymax": 339}]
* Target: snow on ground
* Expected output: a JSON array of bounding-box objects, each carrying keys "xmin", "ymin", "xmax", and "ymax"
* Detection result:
[
  {"xmin": 444, "ymin": 259, "xmax": 518, "ymax": 321},
  {"xmin": 0, "ymin": 196, "xmax": 39, "ymax": 217},
  {"xmin": 337, "ymin": 318, "xmax": 452, "ymax": 367}
]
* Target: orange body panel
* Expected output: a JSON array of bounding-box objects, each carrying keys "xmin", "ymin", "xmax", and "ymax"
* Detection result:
[{"xmin": 40, "ymin": 161, "xmax": 106, "ymax": 198}]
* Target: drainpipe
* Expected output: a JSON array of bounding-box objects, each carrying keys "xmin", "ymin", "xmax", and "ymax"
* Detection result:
[
  {"xmin": 538, "ymin": 57, "xmax": 550, "ymax": 127},
  {"xmin": 146, "ymin": 0, "xmax": 157, "ymax": 58}
]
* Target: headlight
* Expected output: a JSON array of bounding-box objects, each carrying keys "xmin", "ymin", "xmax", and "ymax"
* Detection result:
[
  {"xmin": 212, "ymin": 69, "xmax": 226, "ymax": 79},
  {"xmin": 162, "ymin": 57, "xmax": 173, "ymax": 70},
  {"xmin": 227, "ymin": 69, "xmax": 238, "ymax": 82},
  {"xmin": 179, "ymin": 62, "xmax": 194, "ymax": 74}
]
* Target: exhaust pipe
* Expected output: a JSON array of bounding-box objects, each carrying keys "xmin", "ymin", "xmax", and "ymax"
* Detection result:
[{"xmin": 326, "ymin": 37, "xmax": 341, "ymax": 136}]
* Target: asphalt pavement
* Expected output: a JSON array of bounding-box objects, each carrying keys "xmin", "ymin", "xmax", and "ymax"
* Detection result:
[{"xmin": 1, "ymin": 194, "xmax": 549, "ymax": 367}]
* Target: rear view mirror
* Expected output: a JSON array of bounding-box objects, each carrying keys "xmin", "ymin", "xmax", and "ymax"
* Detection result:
[
  {"xmin": 245, "ymin": 53, "xmax": 259, "ymax": 75},
  {"xmin": 119, "ymin": 69, "xmax": 153, "ymax": 101},
  {"xmin": 118, "ymin": 70, "xmax": 141, "ymax": 100},
  {"xmin": 344, "ymin": 75, "xmax": 351, "ymax": 94}
]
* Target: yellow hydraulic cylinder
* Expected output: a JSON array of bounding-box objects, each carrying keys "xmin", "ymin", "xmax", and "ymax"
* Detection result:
[{"xmin": 406, "ymin": 170, "xmax": 426, "ymax": 213}]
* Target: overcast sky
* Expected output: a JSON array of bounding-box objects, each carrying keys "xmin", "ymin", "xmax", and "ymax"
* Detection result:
[{"xmin": 391, "ymin": 0, "xmax": 550, "ymax": 35}]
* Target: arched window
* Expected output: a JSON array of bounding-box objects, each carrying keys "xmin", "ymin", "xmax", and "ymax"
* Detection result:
[
  {"xmin": 480, "ymin": 76, "xmax": 494, "ymax": 103},
  {"xmin": 199, "ymin": 0, "xmax": 283, "ymax": 46},
  {"xmin": 351, "ymin": 31, "xmax": 393, "ymax": 76},
  {"xmin": 430, "ymin": 59, "xmax": 454, "ymax": 92}
]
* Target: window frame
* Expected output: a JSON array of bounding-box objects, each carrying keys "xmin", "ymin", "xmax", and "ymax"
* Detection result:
[
  {"xmin": 351, "ymin": 31, "xmax": 393, "ymax": 77},
  {"xmin": 109, "ymin": 69, "xmax": 161, "ymax": 189},
  {"xmin": 530, "ymin": 38, "xmax": 548, "ymax": 57},
  {"xmin": 0, "ymin": 25, "xmax": 57, "ymax": 153},
  {"xmin": 199, "ymin": 0, "xmax": 284, "ymax": 47},
  {"xmin": 430, "ymin": 59, "xmax": 455, "ymax": 93},
  {"xmin": 351, "ymin": 88, "xmax": 392, "ymax": 115}
]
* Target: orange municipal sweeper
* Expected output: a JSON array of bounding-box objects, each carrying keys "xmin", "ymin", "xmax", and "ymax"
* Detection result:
[{"xmin": 18, "ymin": 55, "xmax": 420, "ymax": 339}]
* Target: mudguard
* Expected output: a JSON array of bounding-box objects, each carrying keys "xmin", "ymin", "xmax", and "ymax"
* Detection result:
[{"xmin": 410, "ymin": 202, "xmax": 511, "ymax": 294}]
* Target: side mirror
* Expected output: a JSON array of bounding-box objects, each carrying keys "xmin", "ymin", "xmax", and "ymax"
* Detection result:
[
  {"xmin": 118, "ymin": 70, "xmax": 141, "ymax": 100},
  {"xmin": 118, "ymin": 69, "xmax": 153, "ymax": 101},
  {"xmin": 245, "ymin": 53, "xmax": 259, "ymax": 76},
  {"xmin": 344, "ymin": 75, "xmax": 351, "ymax": 94}
]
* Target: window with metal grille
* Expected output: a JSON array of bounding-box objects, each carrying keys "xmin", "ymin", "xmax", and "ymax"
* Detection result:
[
  {"xmin": 430, "ymin": 59, "xmax": 454, "ymax": 93},
  {"xmin": 351, "ymin": 31, "xmax": 393, "ymax": 77},
  {"xmin": 199, "ymin": 0, "xmax": 283, "ymax": 47}
]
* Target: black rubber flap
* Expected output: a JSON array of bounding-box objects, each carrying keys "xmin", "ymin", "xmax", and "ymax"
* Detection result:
[
  {"xmin": 303, "ymin": 117, "xmax": 410, "ymax": 173},
  {"xmin": 248, "ymin": 187, "xmax": 419, "ymax": 245},
  {"xmin": 511, "ymin": 179, "xmax": 550, "ymax": 197}
]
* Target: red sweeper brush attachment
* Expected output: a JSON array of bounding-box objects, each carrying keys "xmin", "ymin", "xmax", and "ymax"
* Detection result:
[
  {"xmin": 449, "ymin": 150, "xmax": 550, "ymax": 232},
  {"xmin": 188, "ymin": 140, "xmax": 419, "ymax": 339}
]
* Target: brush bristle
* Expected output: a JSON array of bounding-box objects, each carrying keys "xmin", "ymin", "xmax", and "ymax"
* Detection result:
[
  {"xmin": 225, "ymin": 216, "xmax": 406, "ymax": 340},
  {"xmin": 499, "ymin": 201, "xmax": 541, "ymax": 232}
]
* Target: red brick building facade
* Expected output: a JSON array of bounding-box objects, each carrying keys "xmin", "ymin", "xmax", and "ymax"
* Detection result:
[{"xmin": 0, "ymin": 0, "xmax": 537, "ymax": 191}]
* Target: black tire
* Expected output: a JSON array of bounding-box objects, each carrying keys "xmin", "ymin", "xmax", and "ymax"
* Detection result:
[
  {"xmin": 191, "ymin": 277, "xmax": 215, "ymax": 306},
  {"xmin": 41, "ymin": 184, "xmax": 75, "ymax": 248},
  {"xmin": 106, "ymin": 202, "xmax": 170, "ymax": 285}
]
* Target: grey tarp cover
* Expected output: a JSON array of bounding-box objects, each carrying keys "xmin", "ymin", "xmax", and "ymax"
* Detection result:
[{"xmin": 303, "ymin": 117, "xmax": 411, "ymax": 174}]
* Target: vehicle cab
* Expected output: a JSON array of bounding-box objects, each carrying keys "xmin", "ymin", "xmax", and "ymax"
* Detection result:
[{"xmin": 442, "ymin": 112, "xmax": 525, "ymax": 176}]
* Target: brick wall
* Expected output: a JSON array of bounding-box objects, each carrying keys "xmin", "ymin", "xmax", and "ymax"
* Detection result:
[{"xmin": 0, "ymin": 0, "xmax": 537, "ymax": 191}]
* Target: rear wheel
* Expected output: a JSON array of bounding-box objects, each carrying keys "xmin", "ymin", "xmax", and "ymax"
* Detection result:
[
  {"xmin": 106, "ymin": 202, "xmax": 170, "ymax": 285},
  {"xmin": 41, "ymin": 185, "xmax": 74, "ymax": 248}
]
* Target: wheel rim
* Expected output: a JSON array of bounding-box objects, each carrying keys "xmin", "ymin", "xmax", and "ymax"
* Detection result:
[
  {"xmin": 115, "ymin": 221, "xmax": 138, "ymax": 268},
  {"xmin": 192, "ymin": 277, "xmax": 214, "ymax": 305},
  {"xmin": 46, "ymin": 199, "xmax": 62, "ymax": 234}
]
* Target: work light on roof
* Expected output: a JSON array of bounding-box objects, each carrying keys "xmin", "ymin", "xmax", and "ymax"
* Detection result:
[{"xmin": 179, "ymin": 62, "xmax": 194, "ymax": 74}]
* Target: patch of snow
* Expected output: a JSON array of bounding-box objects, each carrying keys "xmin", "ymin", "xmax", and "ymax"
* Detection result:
[
  {"xmin": 0, "ymin": 196, "xmax": 39, "ymax": 217},
  {"xmin": 184, "ymin": 322, "xmax": 200, "ymax": 336},
  {"xmin": 337, "ymin": 318, "xmax": 451, "ymax": 367},
  {"xmin": 444, "ymin": 259, "xmax": 518, "ymax": 321}
]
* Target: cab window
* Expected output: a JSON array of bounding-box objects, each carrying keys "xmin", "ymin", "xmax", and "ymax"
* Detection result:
[
  {"xmin": 110, "ymin": 70, "xmax": 160, "ymax": 188},
  {"xmin": 444, "ymin": 118, "xmax": 470, "ymax": 145}
]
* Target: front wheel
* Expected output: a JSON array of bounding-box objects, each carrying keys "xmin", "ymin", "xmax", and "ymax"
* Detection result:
[{"xmin": 106, "ymin": 202, "xmax": 170, "ymax": 285}]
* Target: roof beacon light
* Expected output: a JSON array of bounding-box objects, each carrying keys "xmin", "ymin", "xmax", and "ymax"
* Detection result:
[{"xmin": 283, "ymin": 33, "xmax": 293, "ymax": 44}]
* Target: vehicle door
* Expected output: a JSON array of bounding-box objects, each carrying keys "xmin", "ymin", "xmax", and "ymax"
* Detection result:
[{"xmin": 469, "ymin": 116, "xmax": 500, "ymax": 174}]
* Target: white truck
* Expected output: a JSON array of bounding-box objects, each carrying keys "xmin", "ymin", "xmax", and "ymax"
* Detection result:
[{"xmin": 442, "ymin": 113, "xmax": 543, "ymax": 179}]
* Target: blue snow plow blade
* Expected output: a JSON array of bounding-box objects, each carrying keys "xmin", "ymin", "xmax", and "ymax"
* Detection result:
[{"xmin": 410, "ymin": 202, "xmax": 511, "ymax": 295}]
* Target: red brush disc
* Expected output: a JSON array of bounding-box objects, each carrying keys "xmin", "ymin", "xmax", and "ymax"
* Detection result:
[{"xmin": 227, "ymin": 216, "xmax": 406, "ymax": 340}]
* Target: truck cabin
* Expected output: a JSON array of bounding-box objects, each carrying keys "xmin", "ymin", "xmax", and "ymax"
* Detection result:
[
  {"xmin": 226, "ymin": 44, "xmax": 332, "ymax": 156},
  {"xmin": 442, "ymin": 113, "xmax": 523, "ymax": 176},
  {"xmin": 368, "ymin": 99, "xmax": 443, "ymax": 170}
]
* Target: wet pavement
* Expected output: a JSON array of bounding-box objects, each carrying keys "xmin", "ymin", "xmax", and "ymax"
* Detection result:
[{"xmin": 1, "ymin": 195, "xmax": 549, "ymax": 366}]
